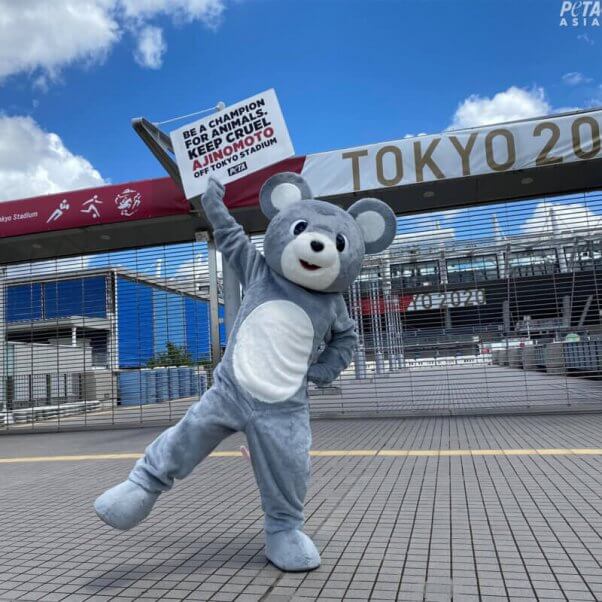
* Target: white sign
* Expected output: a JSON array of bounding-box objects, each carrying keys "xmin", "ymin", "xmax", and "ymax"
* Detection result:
[
  {"xmin": 302, "ymin": 110, "xmax": 602, "ymax": 196},
  {"xmin": 170, "ymin": 89, "xmax": 294, "ymax": 198},
  {"xmin": 406, "ymin": 289, "xmax": 486, "ymax": 312}
]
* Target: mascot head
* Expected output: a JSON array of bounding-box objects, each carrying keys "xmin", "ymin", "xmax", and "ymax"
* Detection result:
[{"xmin": 259, "ymin": 172, "xmax": 396, "ymax": 293}]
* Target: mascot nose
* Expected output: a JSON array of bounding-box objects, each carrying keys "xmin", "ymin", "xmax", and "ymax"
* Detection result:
[{"xmin": 310, "ymin": 240, "xmax": 324, "ymax": 252}]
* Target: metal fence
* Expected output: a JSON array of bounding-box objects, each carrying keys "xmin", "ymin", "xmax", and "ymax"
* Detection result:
[{"xmin": 2, "ymin": 190, "xmax": 602, "ymax": 431}]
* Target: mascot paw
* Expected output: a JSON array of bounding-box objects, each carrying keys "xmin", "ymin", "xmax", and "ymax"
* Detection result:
[
  {"xmin": 265, "ymin": 529, "xmax": 321, "ymax": 572},
  {"xmin": 94, "ymin": 480, "xmax": 159, "ymax": 530},
  {"xmin": 204, "ymin": 177, "xmax": 225, "ymax": 200}
]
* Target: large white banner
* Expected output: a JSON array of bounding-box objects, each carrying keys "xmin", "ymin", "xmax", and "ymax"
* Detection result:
[
  {"xmin": 171, "ymin": 89, "xmax": 294, "ymax": 198},
  {"xmin": 302, "ymin": 110, "xmax": 602, "ymax": 196}
]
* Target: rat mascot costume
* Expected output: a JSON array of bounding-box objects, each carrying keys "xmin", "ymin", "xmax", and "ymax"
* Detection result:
[{"xmin": 94, "ymin": 172, "xmax": 396, "ymax": 571}]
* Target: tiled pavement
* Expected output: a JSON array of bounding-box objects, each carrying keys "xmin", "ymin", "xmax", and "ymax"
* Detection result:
[{"xmin": 0, "ymin": 414, "xmax": 601, "ymax": 601}]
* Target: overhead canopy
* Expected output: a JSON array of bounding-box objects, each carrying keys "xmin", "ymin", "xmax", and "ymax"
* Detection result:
[{"xmin": 1, "ymin": 107, "xmax": 601, "ymax": 265}]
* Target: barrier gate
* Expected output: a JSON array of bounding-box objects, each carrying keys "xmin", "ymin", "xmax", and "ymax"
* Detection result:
[{"xmin": 2, "ymin": 109, "xmax": 602, "ymax": 431}]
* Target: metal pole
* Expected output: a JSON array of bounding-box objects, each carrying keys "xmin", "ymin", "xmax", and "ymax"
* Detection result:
[
  {"xmin": 349, "ymin": 281, "xmax": 367, "ymax": 379},
  {"xmin": 222, "ymin": 260, "xmax": 241, "ymax": 339},
  {"xmin": 0, "ymin": 267, "xmax": 5, "ymax": 413},
  {"xmin": 196, "ymin": 232, "xmax": 222, "ymax": 369},
  {"xmin": 371, "ymin": 280, "xmax": 385, "ymax": 375}
]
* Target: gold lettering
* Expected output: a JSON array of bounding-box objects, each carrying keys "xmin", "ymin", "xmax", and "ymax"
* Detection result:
[
  {"xmin": 413, "ymin": 138, "xmax": 444, "ymax": 182},
  {"xmin": 375, "ymin": 145, "xmax": 403, "ymax": 186},
  {"xmin": 448, "ymin": 133, "xmax": 477, "ymax": 176},
  {"xmin": 485, "ymin": 129, "xmax": 516, "ymax": 172},
  {"xmin": 572, "ymin": 116, "xmax": 601, "ymax": 160},
  {"xmin": 342, "ymin": 149, "xmax": 368, "ymax": 191},
  {"xmin": 534, "ymin": 122, "xmax": 563, "ymax": 166}
]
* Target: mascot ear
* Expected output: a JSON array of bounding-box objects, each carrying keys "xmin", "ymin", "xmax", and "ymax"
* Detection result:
[
  {"xmin": 348, "ymin": 198, "xmax": 397, "ymax": 254},
  {"xmin": 259, "ymin": 172, "xmax": 312, "ymax": 219}
]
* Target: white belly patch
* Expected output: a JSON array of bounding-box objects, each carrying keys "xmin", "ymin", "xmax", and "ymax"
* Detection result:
[{"xmin": 232, "ymin": 300, "xmax": 314, "ymax": 403}]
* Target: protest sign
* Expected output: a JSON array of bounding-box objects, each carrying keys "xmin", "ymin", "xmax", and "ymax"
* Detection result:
[{"xmin": 170, "ymin": 89, "xmax": 294, "ymax": 198}]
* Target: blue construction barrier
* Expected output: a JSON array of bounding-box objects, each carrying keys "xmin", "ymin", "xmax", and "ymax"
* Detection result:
[
  {"xmin": 119, "ymin": 367, "xmax": 210, "ymax": 406},
  {"xmin": 118, "ymin": 371, "xmax": 144, "ymax": 406},
  {"xmin": 143, "ymin": 369, "xmax": 157, "ymax": 404},
  {"xmin": 167, "ymin": 367, "xmax": 179, "ymax": 400},
  {"xmin": 178, "ymin": 366, "xmax": 191, "ymax": 398},
  {"xmin": 154, "ymin": 367, "xmax": 168, "ymax": 402}
]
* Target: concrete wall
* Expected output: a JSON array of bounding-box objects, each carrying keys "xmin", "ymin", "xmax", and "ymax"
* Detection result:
[
  {"xmin": 522, "ymin": 346, "xmax": 538, "ymax": 370},
  {"xmin": 508, "ymin": 347, "xmax": 523, "ymax": 368},
  {"xmin": 545, "ymin": 342, "xmax": 566, "ymax": 375},
  {"xmin": 11, "ymin": 341, "xmax": 93, "ymax": 376},
  {"xmin": 81, "ymin": 370, "xmax": 116, "ymax": 403}
]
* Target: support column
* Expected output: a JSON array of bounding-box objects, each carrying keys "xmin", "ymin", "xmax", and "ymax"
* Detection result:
[
  {"xmin": 0, "ymin": 267, "xmax": 5, "ymax": 410},
  {"xmin": 502, "ymin": 299, "xmax": 511, "ymax": 333},
  {"xmin": 222, "ymin": 259, "xmax": 241, "ymax": 340},
  {"xmin": 444, "ymin": 307, "xmax": 452, "ymax": 330},
  {"xmin": 563, "ymin": 294, "xmax": 572, "ymax": 329},
  {"xmin": 197, "ymin": 232, "xmax": 222, "ymax": 370},
  {"xmin": 207, "ymin": 240, "xmax": 222, "ymax": 369}
]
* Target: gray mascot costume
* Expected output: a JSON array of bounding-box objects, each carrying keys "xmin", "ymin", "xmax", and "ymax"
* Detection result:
[{"xmin": 94, "ymin": 172, "xmax": 396, "ymax": 571}]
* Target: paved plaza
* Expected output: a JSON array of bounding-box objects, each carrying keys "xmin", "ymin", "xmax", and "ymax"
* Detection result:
[
  {"xmin": 0, "ymin": 414, "xmax": 601, "ymax": 601},
  {"xmin": 4, "ymin": 366, "xmax": 602, "ymax": 433}
]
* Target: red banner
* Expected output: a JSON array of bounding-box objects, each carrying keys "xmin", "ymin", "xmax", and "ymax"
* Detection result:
[
  {"xmin": 0, "ymin": 177, "xmax": 188, "ymax": 238},
  {"xmin": 0, "ymin": 156, "xmax": 306, "ymax": 238},
  {"xmin": 360, "ymin": 295, "xmax": 415, "ymax": 315}
]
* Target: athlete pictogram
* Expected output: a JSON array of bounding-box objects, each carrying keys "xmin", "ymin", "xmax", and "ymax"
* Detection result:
[
  {"xmin": 80, "ymin": 195, "xmax": 103, "ymax": 219},
  {"xmin": 115, "ymin": 188, "xmax": 142, "ymax": 217},
  {"xmin": 46, "ymin": 200, "xmax": 70, "ymax": 224}
]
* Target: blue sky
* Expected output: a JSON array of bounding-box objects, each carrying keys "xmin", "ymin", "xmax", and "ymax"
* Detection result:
[
  {"xmin": 0, "ymin": 0, "xmax": 600, "ymax": 192},
  {"xmin": 1, "ymin": 0, "xmax": 601, "ymax": 277}
]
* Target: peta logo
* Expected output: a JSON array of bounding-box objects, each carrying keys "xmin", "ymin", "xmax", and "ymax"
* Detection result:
[
  {"xmin": 228, "ymin": 162, "xmax": 248, "ymax": 177},
  {"xmin": 560, "ymin": 1, "xmax": 601, "ymax": 26}
]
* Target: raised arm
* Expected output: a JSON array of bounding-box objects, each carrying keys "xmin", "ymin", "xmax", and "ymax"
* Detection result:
[
  {"xmin": 308, "ymin": 297, "xmax": 358, "ymax": 386},
  {"xmin": 200, "ymin": 177, "xmax": 266, "ymax": 288}
]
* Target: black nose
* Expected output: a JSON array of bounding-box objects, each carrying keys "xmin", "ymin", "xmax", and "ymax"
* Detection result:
[{"xmin": 310, "ymin": 240, "xmax": 324, "ymax": 252}]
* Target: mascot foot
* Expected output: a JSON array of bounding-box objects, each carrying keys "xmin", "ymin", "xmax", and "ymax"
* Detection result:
[
  {"xmin": 94, "ymin": 480, "xmax": 159, "ymax": 530},
  {"xmin": 265, "ymin": 529, "xmax": 321, "ymax": 572}
]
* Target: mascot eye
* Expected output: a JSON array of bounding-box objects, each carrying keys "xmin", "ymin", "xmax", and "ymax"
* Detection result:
[
  {"xmin": 336, "ymin": 234, "xmax": 347, "ymax": 252},
  {"xmin": 291, "ymin": 220, "xmax": 308, "ymax": 236}
]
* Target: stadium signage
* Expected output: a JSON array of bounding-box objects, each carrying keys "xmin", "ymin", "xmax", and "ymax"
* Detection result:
[
  {"xmin": 360, "ymin": 289, "xmax": 486, "ymax": 315},
  {"xmin": 170, "ymin": 89, "xmax": 295, "ymax": 199},
  {"xmin": 406, "ymin": 290, "xmax": 486, "ymax": 312},
  {"xmin": 0, "ymin": 178, "xmax": 189, "ymax": 237},
  {"xmin": 302, "ymin": 110, "xmax": 602, "ymax": 195}
]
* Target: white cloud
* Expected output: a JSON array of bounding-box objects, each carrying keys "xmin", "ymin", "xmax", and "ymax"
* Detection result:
[
  {"xmin": 522, "ymin": 201, "xmax": 602, "ymax": 235},
  {"xmin": 393, "ymin": 225, "xmax": 455, "ymax": 246},
  {"xmin": 562, "ymin": 72, "xmax": 593, "ymax": 86},
  {"xmin": 0, "ymin": 0, "xmax": 120, "ymax": 82},
  {"xmin": 0, "ymin": 115, "xmax": 105, "ymax": 202},
  {"xmin": 0, "ymin": 0, "xmax": 227, "ymax": 84},
  {"xmin": 448, "ymin": 86, "xmax": 551, "ymax": 130},
  {"xmin": 172, "ymin": 251, "xmax": 223, "ymax": 294},
  {"xmin": 134, "ymin": 26, "xmax": 166, "ymax": 69},
  {"xmin": 577, "ymin": 33, "xmax": 595, "ymax": 46},
  {"xmin": 6, "ymin": 256, "xmax": 91, "ymax": 279},
  {"xmin": 121, "ymin": 0, "xmax": 225, "ymax": 28}
]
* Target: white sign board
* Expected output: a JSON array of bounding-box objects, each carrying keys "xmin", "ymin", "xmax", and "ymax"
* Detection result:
[
  {"xmin": 302, "ymin": 110, "xmax": 602, "ymax": 196},
  {"xmin": 170, "ymin": 89, "xmax": 294, "ymax": 198}
]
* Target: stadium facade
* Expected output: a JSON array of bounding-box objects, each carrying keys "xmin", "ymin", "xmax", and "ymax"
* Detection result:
[
  {"xmin": 347, "ymin": 204, "xmax": 602, "ymax": 365},
  {"xmin": 3, "ymin": 268, "xmax": 224, "ymax": 412}
]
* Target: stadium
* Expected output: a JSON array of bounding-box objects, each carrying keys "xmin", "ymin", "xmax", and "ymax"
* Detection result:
[{"xmin": 1, "ymin": 107, "xmax": 602, "ymax": 427}]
